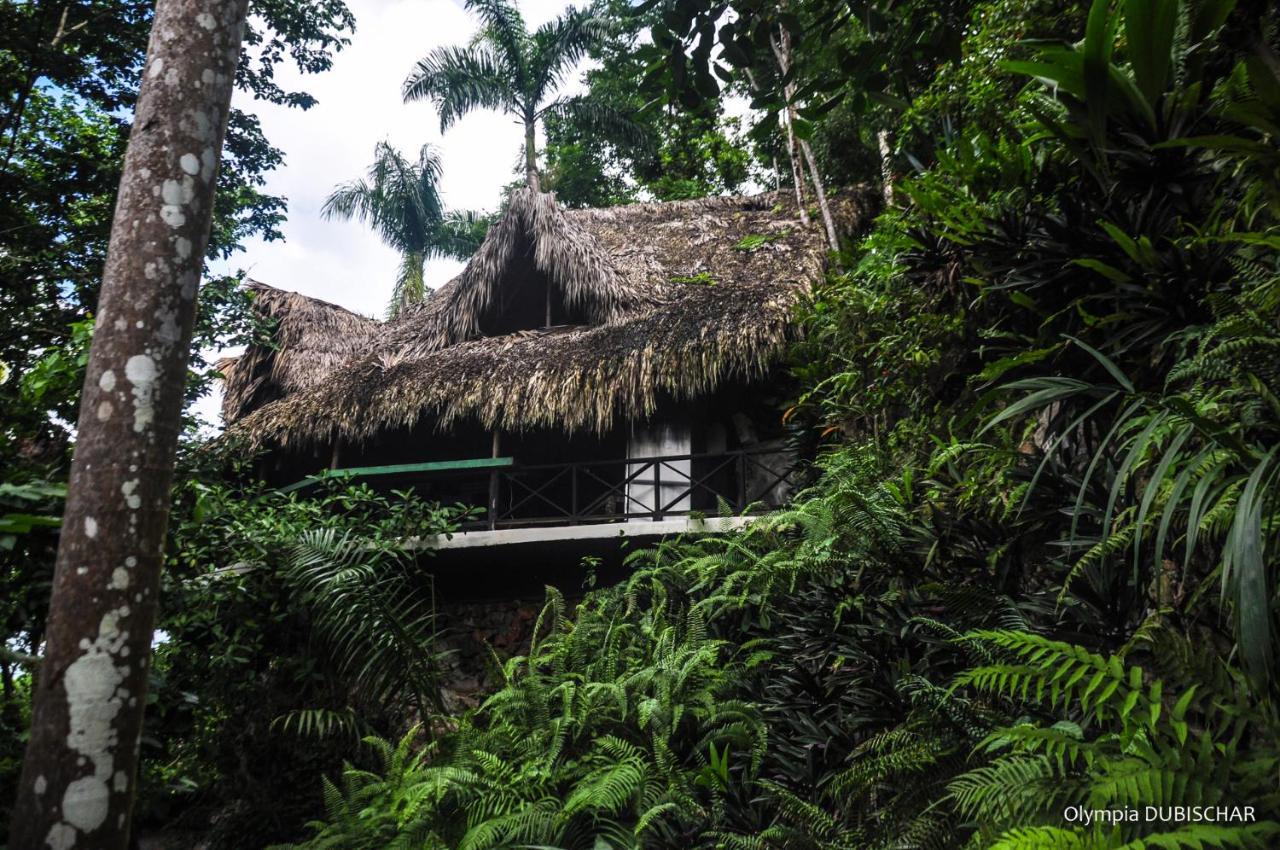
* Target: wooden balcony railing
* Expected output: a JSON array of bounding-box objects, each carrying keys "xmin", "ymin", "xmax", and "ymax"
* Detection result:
[{"xmin": 282, "ymin": 448, "xmax": 800, "ymax": 531}]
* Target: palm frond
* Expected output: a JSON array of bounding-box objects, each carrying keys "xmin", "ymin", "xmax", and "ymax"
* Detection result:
[
  {"xmin": 463, "ymin": 0, "xmax": 531, "ymax": 93},
  {"xmin": 286, "ymin": 528, "xmax": 447, "ymax": 717},
  {"xmin": 539, "ymin": 95, "xmax": 649, "ymax": 150},
  {"xmin": 531, "ymin": 6, "xmax": 607, "ymax": 97},
  {"xmin": 403, "ymin": 43, "xmax": 516, "ymax": 129}
]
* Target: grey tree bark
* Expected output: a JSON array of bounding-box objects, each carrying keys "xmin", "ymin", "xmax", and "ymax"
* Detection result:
[
  {"xmin": 8, "ymin": 1, "xmax": 248, "ymax": 848},
  {"xmin": 877, "ymin": 128, "xmax": 895, "ymax": 205},
  {"xmin": 797, "ymin": 134, "xmax": 839, "ymax": 251},
  {"xmin": 745, "ymin": 65, "xmax": 809, "ymax": 224},
  {"xmin": 771, "ymin": 28, "xmax": 839, "ymax": 252},
  {"xmin": 781, "ymin": 103, "xmax": 810, "ymax": 226}
]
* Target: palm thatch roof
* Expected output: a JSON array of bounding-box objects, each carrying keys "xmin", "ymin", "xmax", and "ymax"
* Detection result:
[
  {"xmin": 218, "ymin": 281, "xmax": 379, "ymax": 421},
  {"xmin": 222, "ymin": 187, "xmax": 875, "ymax": 451}
]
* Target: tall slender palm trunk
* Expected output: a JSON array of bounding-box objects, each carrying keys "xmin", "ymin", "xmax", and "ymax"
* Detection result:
[{"xmin": 524, "ymin": 116, "xmax": 540, "ymax": 190}]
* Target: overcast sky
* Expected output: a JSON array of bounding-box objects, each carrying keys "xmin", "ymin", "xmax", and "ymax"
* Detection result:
[{"xmin": 198, "ymin": 0, "xmax": 579, "ymax": 424}]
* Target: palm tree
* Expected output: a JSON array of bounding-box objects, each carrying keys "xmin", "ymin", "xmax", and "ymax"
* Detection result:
[
  {"xmin": 322, "ymin": 142, "xmax": 487, "ymax": 318},
  {"xmin": 402, "ymin": 0, "xmax": 608, "ymax": 190}
]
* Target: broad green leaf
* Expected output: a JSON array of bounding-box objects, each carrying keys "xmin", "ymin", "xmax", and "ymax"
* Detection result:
[{"xmin": 1124, "ymin": 0, "xmax": 1177, "ymax": 103}]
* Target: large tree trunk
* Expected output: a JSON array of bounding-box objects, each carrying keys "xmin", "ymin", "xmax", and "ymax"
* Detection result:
[{"xmin": 8, "ymin": 2, "xmax": 248, "ymax": 848}]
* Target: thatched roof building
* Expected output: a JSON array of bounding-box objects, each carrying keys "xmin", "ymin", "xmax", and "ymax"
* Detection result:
[{"xmin": 221, "ymin": 187, "xmax": 872, "ymax": 456}]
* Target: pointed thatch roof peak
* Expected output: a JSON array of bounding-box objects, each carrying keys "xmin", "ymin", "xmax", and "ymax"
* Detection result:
[{"xmin": 433, "ymin": 187, "xmax": 656, "ymax": 348}]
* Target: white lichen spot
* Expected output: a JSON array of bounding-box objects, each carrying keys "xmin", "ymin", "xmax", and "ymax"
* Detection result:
[
  {"xmin": 175, "ymin": 237, "xmax": 192, "ymax": 259},
  {"xmin": 155, "ymin": 308, "xmax": 181, "ymax": 344},
  {"xmin": 46, "ymin": 823, "xmax": 76, "ymax": 850},
  {"xmin": 135, "ymin": 320, "xmax": 144, "ymax": 329},
  {"xmin": 200, "ymin": 147, "xmax": 216, "ymax": 182},
  {"xmin": 148, "ymin": 57, "xmax": 165, "ymax": 78},
  {"xmin": 125, "ymin": 556, "xmax": 137, "ymax": 568},
  {"xmin": 76, "ymin": 567, "xmax": 88, "ymax": 576},
  {"xmin": 168, "ymin": 176, "xmax": 194, "ymax": 203},
  {"xmin": 112, "ymin": 771, "xmax": 128, "ymax": 793},
  {"xmin": 98, "ymin": 370, "xmax": 116, "ymax": 392},
  {"xmin": 97, "ymin": 400, "xmax": 113, "ymax": 421},
  {"xmin": 59, "ymin": 610, "xmax": 130, "ymax": 834},
  {"xmin": 110, "ymin": 567, "xmax": 130, "ymax": 591},
  {"xmin": 196, "ymin": 11, "xmax": 216, "ymax": 29},
  {"xmin": 63, "ymin": 776, "xmax": 109, "ymax": 834},
  {"xmin": 124, "ymin": 354, "xmax": 157, "ymax": 433},
  {"xmin": 179, "ymin": 153, "xmax": 200, "ymax": 175},
  {"xmin": 202, "ymin": 68, "xmax": 215, "ymax": 84},
  {"xmin": 84, "ymin": 517, "xmax": 98, "ymax": 539},
  {"xmin": 185, "ymin": 108, "xmax": 213, "ymax": 143},
  {"xmin": 160, "ymin": 205, "xmax": 186, "ymax": 228},
  {"xmin": 34, "ymin": 775, "xmax": 47, "ymax": 795},
  {"xmin": 121, "ymin": 479, "xmax": 141, "ymax": 511}
]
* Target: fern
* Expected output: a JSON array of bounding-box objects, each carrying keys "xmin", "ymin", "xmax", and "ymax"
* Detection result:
[{"xmin": 951, "ymin": 631, "xmax": 1280, "ymax": 847}]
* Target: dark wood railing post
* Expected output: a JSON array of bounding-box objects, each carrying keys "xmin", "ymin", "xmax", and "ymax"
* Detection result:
[
  {"xmin": 570, "ymin": 463, "xmax": 578, "ymax": 525},
  {"xmin": 488, "ymin": 430, "xmax": 500, "ymax": 530},
  {"xmin": 652, "ymin": 462, "xmax": 662, "ymax": 521}
]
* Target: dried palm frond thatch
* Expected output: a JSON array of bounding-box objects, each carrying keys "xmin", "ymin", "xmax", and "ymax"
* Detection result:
[
  {"xmin": 221, "ymin": 186, "xmax": 876, "ymax": 451},
  {"xmin": 218, "ymin": 281, "xmax": 379, "ymax": 422}
]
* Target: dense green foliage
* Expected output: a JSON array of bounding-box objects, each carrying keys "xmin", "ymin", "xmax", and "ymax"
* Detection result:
[
  {"xmin": 278, "ymin": 0, "xmax": 1280, "ymax": 847},
  {"xmin": 541, "ymin": 0, "xmax": 755, "ymax": 206},
  {"xmin": 3, "ymin": 0, "xmax": 1278, "ymax": 845},
  {"xmin": 139, "ymin": 467, "xmax": 468, "ymax": 845}
]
